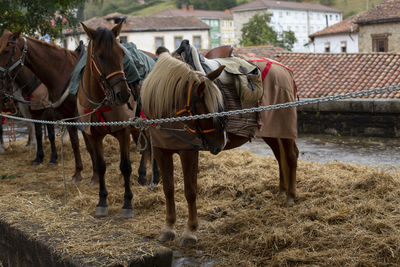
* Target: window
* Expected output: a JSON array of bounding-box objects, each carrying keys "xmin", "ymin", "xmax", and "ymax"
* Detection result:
[
  {"xmin": 155, "ymin": 37, "xmax": 164, "ymax": 48},
  {"xmin": 372, "ymin": 34, "xmax": 388, "ymax": 52},
  {"xmin": 324, "ymin": 42, "xmax": 330, "ymax": 53},
  {"xmin": 175, "ymin": 36, "xmax": 183, "ymax": 49},
  {"xmin": 340, "ymin": 41, "xmax": 347, "ymax": 53},
  {"xmin": 119, "ymin": 36, "xmax": 127, "ymax": 43},
  {"xmin": 193, "ymin": 36, "xmax": 201, "ymax": 50}
]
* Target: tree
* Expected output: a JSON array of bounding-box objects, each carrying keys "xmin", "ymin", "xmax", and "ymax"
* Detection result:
[
  {"xmin": 0, "ymin": 0, "xmax": 87, "ymax": 39},
  {"xmin": 174, "ymin": 0, "xmax": 237, "ymax": 10},
  {"xmin": 240, "ymin": 13, "xmax": 297, "ymax": 51}
]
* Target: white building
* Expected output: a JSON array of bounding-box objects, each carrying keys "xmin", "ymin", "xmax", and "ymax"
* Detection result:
[
  {"xmin": 231, "ymin": 0, "xmax": 342, "ymax": 52},
  {"xmin": 307, "ymin": 15, "xmax": 360, "ymax": 53},
  {"xmin": 58, "ymin": 14, "xmax": 210, "ymax": 53}
]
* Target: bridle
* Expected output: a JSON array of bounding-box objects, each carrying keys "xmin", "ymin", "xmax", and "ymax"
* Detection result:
[
  {"xmin": 81, "ymin": 41, "xmax": 128, "ymax": 107},
  {"xmin": 175, "ymin": 80, "xmax": 226, "ymax": 150},
  {"xmin": 0, "ymin": 37, "xmax": 28, "ymax": 104}
]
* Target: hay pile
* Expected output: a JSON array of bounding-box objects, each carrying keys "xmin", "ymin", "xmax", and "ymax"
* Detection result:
[{"xmin": 0, "ymin": 136, "xmax": 400, "ymax": 266}]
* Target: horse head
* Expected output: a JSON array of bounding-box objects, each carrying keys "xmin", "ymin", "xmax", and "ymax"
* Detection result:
[
  {"xmin": 81, "ymin": 21, "xmax": 130, "ymax": 106},
  {"xmin": 0, "ymin": 29, "xmax": 27, "ymax": 98},
  {"xmin": 141, "ymin": 53, "xmax": 227, "ymax": 155}
]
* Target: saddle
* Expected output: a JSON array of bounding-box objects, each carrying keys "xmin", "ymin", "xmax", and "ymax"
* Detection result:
[
  {"xmin": 174, "ymin": 40, "xmax": 262, "ymax": 138},
  {"xmin": 205, "ymin": 45, "xmax": 233, "ymax": 59}
]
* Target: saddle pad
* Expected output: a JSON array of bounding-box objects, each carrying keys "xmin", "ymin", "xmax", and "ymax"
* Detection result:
[
  {"xmin": 214, "ymin": 57, "xmax": 263, "ymax": 109},
  {"xmin": 217, "ymin": 80, "xmax": 259, "ymax": 139}
]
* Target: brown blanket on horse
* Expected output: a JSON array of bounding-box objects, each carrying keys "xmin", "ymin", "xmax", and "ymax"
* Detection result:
[{"xmin": 249, "ymin": 57, "xmax": 298, "ymax": 139}]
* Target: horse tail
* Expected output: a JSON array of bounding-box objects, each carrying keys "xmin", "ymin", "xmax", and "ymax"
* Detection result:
[{"xmin": 278, "ymin": 138, "xmax": 290, "ymax": 191}]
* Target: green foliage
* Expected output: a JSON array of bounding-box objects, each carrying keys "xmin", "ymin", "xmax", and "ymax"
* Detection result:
[
  {"xmin": 240, "ymin": 13, "xmax": 296, "ymax": 51},
  {"xmin": 0, "ymin": 0, "xmax": 86, "ymax": 39},
  {"xmin": 173, "ymin": 0, "xmax": 237, "ymax": 10}
]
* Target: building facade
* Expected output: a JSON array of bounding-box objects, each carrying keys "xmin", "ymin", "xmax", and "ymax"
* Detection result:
[
  {"xmin": 355, "ymin": 0, "xmax": 400, "ymax": 53},
  {"xmin": 231, "ymin": 0, "xmax": 342, "ymax": 52},
  {"xmin": 152, "ymin": 5, "xmax": 234, "ymax": 48},
  {"xmin": 307, "ymin": 15, "xmax": 360, "ymax": 53},
  {"xmin": 58, "ymin": 14, "xmax": 210, "ymax": 53}
]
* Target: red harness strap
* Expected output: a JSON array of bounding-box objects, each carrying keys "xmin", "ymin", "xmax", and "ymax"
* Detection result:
[
  {"xmin": 249, "ymin": 57, "xmax": 299, "ymax": 100},
  {"xmin": 249, "ymin": 57, "xmax": 293, "ymax": 82},
  {"xmin": 84, "ymin": 106, "xmax": 111, "ymax": 123}
]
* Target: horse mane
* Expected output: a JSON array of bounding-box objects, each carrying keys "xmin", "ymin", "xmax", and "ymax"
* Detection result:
[
  {"xmin": 93, "ymin": 27, "xmax": 114, "ymax": 52},
  {"xmin": 141, "ymin": 53, "xmax": 223, "ymax": 119},
  {"xmin": 25, "ymin": 36, "xmax": 80, "ymax": 60}
]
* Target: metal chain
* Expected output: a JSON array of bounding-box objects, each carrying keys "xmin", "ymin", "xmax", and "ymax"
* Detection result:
[{"xmin": 1, "ymin": 84, "xmax": 400, "ymax": 128}]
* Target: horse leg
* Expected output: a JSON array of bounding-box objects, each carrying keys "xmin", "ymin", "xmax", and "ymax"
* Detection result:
[
  {"xmin": 264, "ymin": 137, "xmax": 298, "ymax": 206},
  {"xmin": 67, "ymin": 126, "xmax": 83, "ymax": 182},
  {"xmin": 137, "ymin": 151, "xmax": 147, "ymax": 185},
  {"xmin": 155, "ymin": 147, "xmax": 176, "ymax": 242},
  {"xmin": 47, "ymin": 124, "xmax": 58, "ymax": 165},
  {"xmin": 32, "ymin": 122, "xmax": 44, "ymax": 165},
  {"xmin": 86, "ymin": 134, "xmax": 108, "ymax": 217},
  {"xmin": 0, "ymin": 124, "xmax": 4, "ymax": 153},
  {"xmin": 280, "ymin": 138, "xmax": 298, "ymax": 206},
  {"xmin": 152, "ymin": 157, "xmax": 160, "ymax": 184},
  {"xmin": 115, "ymin": 128, "xmax": 134, "ymax": 218},
  {"xmin": 26, "ymin": 122, "xmax": 35, "ymax": 146},
  {"xmin": 82, "ymin": 132, "xmax": 99, "ymax": 185},
  {"xmin": 179, "ymin": 150, "xmax": 199, "ymax": 247}
]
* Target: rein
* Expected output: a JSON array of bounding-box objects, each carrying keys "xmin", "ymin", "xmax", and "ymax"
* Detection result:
[{"xmin": 81, "ymin": 41, "xmax": 127, "ymax": 108}]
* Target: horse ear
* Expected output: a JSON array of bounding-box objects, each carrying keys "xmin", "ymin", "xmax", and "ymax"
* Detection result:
[
  {"xmin": 111, "ymin": 20, "xmax": 124, "ymax": 38},
  {"xmin": 10, "ymin": 29, "xmax": 22, "ymax": 40},
  {"xmin": 81, "ymin": 22, "xmax": 96, "ymax": 40},
  {"xmin": 206, "ymin": 65, "xmax": 225, "ymax": 82}
]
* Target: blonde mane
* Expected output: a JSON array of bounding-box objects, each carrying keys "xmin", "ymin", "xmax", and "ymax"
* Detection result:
[{"xmin": 141, "ymin": 53, "xmax": 223, "ymax": 118}]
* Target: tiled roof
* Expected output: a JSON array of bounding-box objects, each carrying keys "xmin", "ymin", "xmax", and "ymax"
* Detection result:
[
  {"xmin": 231, "ymin": 0, "xmax": 341, "ymax": 13},
  {"xmin": 275, "ymin": 53, "xmax": 400, "ymax": 99},
  {"xmin": 310, "ymin": 14, "xmax": 360, "ymax": 38},
  {"xmin": 152, "ymin": 9, "xmax": 233, "ymax": 19},
  {"xmin": 233, "ymin": 45, "xmax": 287, "ymax": 59},
  {"xmin": 355, "ymin": 0, "xmax": 400, "ymax": 24},
  {"xmin": 64, "ymin": 15, "xmax": 209, "ymax": 35},
  {"xmin": 123, "ymin": 16, "xmax": 210, "ymax": 31}
]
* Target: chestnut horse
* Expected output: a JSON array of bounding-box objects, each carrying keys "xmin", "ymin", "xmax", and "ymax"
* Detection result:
[
  {"xmin": 174, "ymin": 40, "xmax": 299, "ymax": 207},
  {"xmin": 141, "ymin": 53, "xmax": 227, "ymax": 246},
  {"xmin": 0, "ymin": 29, "xmax": 85, "ymax": 181},
  {"xmin": 78, "ymin": 22, "xmax": 135, "ymax": 217},
  {"xmin": 0, "ymin": 66, "xmax": 57, "ymax": 165}
]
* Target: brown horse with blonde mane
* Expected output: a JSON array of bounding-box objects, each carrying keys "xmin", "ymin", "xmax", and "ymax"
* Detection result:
[
  {"xmin": 141, "ymin": 53, "xmax": 227, "ymax": 245},
  {"xmin": 77, "ymin": 22, "xmax": 136, "ymax": 218},
  {"xmin": 0, "ymin": 29, "xmax": 86, "ymax": 181}
]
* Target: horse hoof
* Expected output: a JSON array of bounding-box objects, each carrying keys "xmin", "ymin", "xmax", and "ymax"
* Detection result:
[
  {"xmin": 120, "ymin": 208, "xmax": 134, "ymax": 218},
  {"xmin": 32, "ymin": 160, "xmax": 42, "ymax": 166},
  {"xmin": 286, "ymin": 198, "xmax": 295, "ymax": 207},
  {"xmin": 71, "ymin": 176, "xmax": 82, "ymax": 183},
  {"xmin": 90, "ymin": 178, "xmax": 99, "ymax": 186},
  {"xmin": 95, "ymin": 206, "xmax": 108, "ymax": 217},
  {"xmin": 159, "ymin": 227, "xmax": 176, "ymax": 242},
  {"xmin": 180, "ymin": 231, "xmax": 197, "ymax": 247},
  {"xmin": 138, "ymin": 177, "xmax": 147, "ymax": 186},
  {"xmin": 48, "ymin": 161, "xmax": 57, "ymax": 166}
]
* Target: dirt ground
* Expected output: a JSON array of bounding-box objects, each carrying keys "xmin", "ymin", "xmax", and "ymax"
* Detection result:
[{"xmin": 0, "ymin": 136, "xmax": 400, "ymax": 266}]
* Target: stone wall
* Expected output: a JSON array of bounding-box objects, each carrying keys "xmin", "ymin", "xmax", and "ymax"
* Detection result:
[
  {"xmin": 358, "ymin": 22, "xmax": 400, "ymax": 53},
  {"xmin": 297, "ymin": 99, "xmax": 400, "ymax": 137}
]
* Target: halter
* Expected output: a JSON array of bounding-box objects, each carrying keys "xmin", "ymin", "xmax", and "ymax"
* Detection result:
[
  {"xmin": 81, "ymin": 41, "xmax": 127, "ymax": 107},
  {"xmin": 174, "ymin": 80, "xmax": 226, "ymax": 151},
  {"xmin": 0, "ymin": 37, "xmax": 28, "ymax": 104}
]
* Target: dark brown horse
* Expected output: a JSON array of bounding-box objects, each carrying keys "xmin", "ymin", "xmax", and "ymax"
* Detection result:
[
  {"xmin": 141, "ymin": 53, "xmax": 227, "ymax": 245},
  {"xmin": 78, "ymin": 22, "xmax": 135, "ymax": 217},
  {"xmin": 0, "ymin": 29, "xmax": 86, "ymax": 181},
  {"xmin": 0, "ymin": 65, "xmax": 58, "ymax": 165}
]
